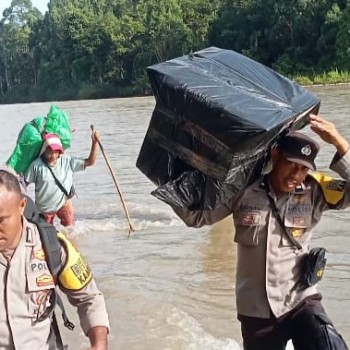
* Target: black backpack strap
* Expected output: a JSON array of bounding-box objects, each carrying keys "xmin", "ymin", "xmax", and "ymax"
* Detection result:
[
  {"xmin": 23, "ymin": 195, "xmax": 75, "ymax": 345},
  {"xmin": 56, "ymin": 293, "xmax": 75, "ymax": 330},
  {"xmin": 262, "ymin": 178, "xmax": 303, "ymax": 250},
  {"xmin": 23, "ymin": 194, "xmax": 40, "ymax": 223},
  {"xmin": 41, "ymin": 156, "xmax": 70, "ymax": 198},
  {"xmin": 24, "ymin": 195, "xmax": 63, "ymax": 277},
  {"xmin": 36, "ymin": 218, "xmax": 63, "ymax": 278},
  {"xmin": 52, "ymin": 313, "xmax": 68, "ymax": 350}
]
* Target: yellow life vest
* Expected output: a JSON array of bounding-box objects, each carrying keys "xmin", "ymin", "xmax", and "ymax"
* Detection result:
[{"xmin": 57, "ymin": 232, "xmax": 92, "ymax": 291}]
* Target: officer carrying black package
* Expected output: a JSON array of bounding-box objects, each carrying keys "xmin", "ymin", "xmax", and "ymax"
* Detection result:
[{"xmin": 171, "ymin": 114, "xmax": 350, "ymax": 350}]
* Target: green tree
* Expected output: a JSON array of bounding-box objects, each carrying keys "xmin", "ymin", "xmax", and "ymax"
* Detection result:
[
  {"xmin": 336, "ymin": 3, "xmax": 350, "ymax": 70},
  {"xmin": 0, "ymin": 0, "xmax": 42, "ymax": 97}
]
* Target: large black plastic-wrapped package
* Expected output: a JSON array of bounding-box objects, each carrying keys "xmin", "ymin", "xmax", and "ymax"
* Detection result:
[{"xmin": 136, "ymin": 47, "xmax": 320, "ymax": 210}]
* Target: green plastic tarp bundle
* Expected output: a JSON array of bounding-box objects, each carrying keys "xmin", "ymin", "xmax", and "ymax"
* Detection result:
[{"xmin": 6, "ymin": 105, "xmax": 72, "ymax": 174}]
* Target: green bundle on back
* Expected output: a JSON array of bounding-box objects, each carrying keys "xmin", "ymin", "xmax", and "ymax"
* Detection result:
[
  {"xmin": 45, "ymin": 105, "xmax": 72, "ymax": 148},
  {"xmin": 6, "ymin": 105, "xmax": 72, "ymax": 174}
]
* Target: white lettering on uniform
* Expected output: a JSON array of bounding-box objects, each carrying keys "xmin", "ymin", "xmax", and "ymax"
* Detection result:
[{"xmin": 31, "ymin": 261, "xmax": 48, "ymax": 271}]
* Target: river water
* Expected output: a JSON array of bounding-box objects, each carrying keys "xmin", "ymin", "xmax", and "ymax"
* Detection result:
[{"xmin": 0, "ymin": 85, "xmax": 349, "ymax": 349}]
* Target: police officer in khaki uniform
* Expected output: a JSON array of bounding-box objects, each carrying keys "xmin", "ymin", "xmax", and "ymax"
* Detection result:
[
  {"xmin": 172, "ymin": 113, "xmax": 349, "ymax": 349},
  {"xmin": 0, "ymin": 169, "xmax": 109, "ymax": 349}
]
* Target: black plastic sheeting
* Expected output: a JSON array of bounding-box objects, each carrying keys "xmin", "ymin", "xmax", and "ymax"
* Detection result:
[{"xmin": 136, "ymin": 47, "xmax": 320, "ymax": 210}]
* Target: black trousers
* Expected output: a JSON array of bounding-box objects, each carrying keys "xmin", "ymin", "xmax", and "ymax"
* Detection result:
[{"xmin": 239, "ymin": 294, "xmax": 348, "ymax": 350}]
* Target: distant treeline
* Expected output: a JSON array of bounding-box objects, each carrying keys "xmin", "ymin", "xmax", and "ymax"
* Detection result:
[{"xmin": 1, "ymin": 0, "xmax": 350, "ymax": 103}]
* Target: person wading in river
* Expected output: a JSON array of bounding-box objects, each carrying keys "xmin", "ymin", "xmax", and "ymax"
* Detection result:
[
  {"xmin": 171, "ymin": 113, "xmax": 349, "ymax": 350},
  {"xmin": 25, "ymin": 130, "xmax": 100, "ymax": 227},
  {"xmin": 0, "ymin": 168, "xmax": 109, "ymax": 349}
]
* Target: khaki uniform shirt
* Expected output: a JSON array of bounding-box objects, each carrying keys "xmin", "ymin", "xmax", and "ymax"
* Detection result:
[
  {"xmin": 173, "ymin": 151, "xmax": 350, "ymax": 318},
  {"xmin": 0, "ymin": 218, "xmax": 109, "ymax": 350}
]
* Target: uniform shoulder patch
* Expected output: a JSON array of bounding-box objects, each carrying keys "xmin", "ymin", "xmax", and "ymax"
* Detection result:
[
  {"xmin": 309, "ymin": 172, "xmax": 346, "ymax": 205},
  {"xmin": 57, "ymin": 232, "xmax": 92, "ymax": 291}
]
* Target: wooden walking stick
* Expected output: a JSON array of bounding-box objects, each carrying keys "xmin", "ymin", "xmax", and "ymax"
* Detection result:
[{"xmin": 91, "ymin": 125, "xmax": 135, "ymax": 234}]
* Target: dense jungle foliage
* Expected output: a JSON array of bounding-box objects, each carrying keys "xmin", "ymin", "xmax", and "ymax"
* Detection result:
[{"xmin": 1, "ymin": 0, "xmax": 350, "ymax": 103}]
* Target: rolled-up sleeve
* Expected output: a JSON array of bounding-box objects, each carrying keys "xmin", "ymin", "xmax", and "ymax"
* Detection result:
[
  {"xmin": 330, "ymin": 149, "xmax": 350, "ymax": 181},
  {"xmin": 63, "ymin": 278, "xmax": 110, "ymax": 335},
  {"xmin": 58, "ymin": 247, "xmax": 109, "ymax": 335}
]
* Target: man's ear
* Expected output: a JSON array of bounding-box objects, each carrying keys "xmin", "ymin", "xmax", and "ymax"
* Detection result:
[{"xmin": 19, "ymin": 196, "xmax": 27, "ymax": 215}]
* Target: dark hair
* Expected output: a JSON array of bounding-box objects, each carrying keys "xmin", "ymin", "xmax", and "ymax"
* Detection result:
[{"xmin": 0, "ymin": 170, "xmax": 23, "ymax": 197}]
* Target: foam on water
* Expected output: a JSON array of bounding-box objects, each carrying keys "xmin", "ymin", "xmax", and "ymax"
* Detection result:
[
  {"xmin": 63, "ymin": 198, "xmax": 184, "ymax": 235},
  {"xmin": 286, "ymin": 340, "xmax": 294, "ymax": 349},
  {"xmin": 165, "ymin": 307, "xmax": 241, "ymax": 350},
  {"xmin": 66, "ymin": 217, "xmax": 183, "ymax": 236},
  {"xmin": 165, "ymin": 305, "xmax": 295, "ymax": 350}
]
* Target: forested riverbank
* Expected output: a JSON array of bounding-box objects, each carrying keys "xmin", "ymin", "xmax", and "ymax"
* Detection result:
[{"xmin": 1, "ymin": 0, "xmax": 350, "ymax": 104}]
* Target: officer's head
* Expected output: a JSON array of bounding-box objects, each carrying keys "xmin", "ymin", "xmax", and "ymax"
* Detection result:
[
  {"xmin": 0, "ymin": 169, "xmax": 27, "ymax": 252},
  {"xmin": 269, "ymin": 131, "xmax": 320, "ymax": 194}
]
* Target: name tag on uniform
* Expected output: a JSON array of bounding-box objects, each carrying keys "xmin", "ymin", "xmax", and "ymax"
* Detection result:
[
  {"xmin": 241, "ymin": 213, "xmax": 261, "ymax": 226},
  {"xmin": 293, "ymin": 217, "xmax": 306, "ymax": 226}
]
